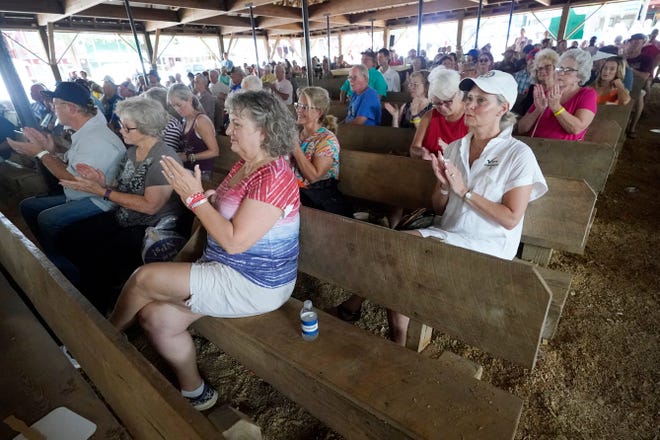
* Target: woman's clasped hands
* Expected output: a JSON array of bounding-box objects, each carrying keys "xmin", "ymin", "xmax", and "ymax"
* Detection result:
[
  {"xmin": 160, "ymin": 156, "xmax": 216, "ymax": 206},
  {"xmin": 430, "ymin": 151, "xmax": 467, "ymax": 197}
]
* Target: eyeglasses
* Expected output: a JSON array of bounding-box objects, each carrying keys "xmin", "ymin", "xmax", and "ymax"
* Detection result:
[
  {"xmin": 347, "ymin": 75, "xmax": 360, "ymax": 80},
  {"xmin": 432, "ymin": 93, "xmax": 458, "ymax": 108},
  {"xmin": 478, "ymin": 58, "xmax": 491, "ymax": 63},
  {"xmin": 555, "ymin": 66, "xmax": 579, "ymax": 74},
  {"xmin": 407, "ymin": 82, "xmax": 422, "ymax": 88},
  {"xmin": 294, "ymin": 103, "xmax": 319, "ymax": 111},
  {"xmin": 118, "ymin": 120, "xmax": 138, "ymax": 132},
  {"xmin": 536, "ymin": 64, "xmax": 555, "ymax": 73}
]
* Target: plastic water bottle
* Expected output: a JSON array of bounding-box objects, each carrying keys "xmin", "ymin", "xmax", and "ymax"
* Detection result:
[{"xmin": 300, "ymin": 300, "xmax": 319, "ymax": 341}]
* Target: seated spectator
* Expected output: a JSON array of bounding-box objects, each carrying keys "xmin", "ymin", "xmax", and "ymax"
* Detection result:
[
  {"xmin": 384, "ymin": 70, "xmax": 432, "ymax": 128},
  {"xmin": 340, "ymin": 50, "xmax": 388, "ymax": 102},
  {"xmin": 593, "ymin": 56, "xmax": 631, "ymax": 105},
  {"xmin": 208, "ymin": 69, "xmax": 230, "ymax": 100},
  {"xmin": 513, "ymin": 48, "xmax": 559, "ymax": 116},
  {"xmin": 101, "ymin": 76, "xmax": 123, "ymax": 130},
  {"xmin": 378, "ymin": 48, "xmax": 401, "ymax": 92},
  {"xmin": 107, "ymin": 90, "xmax": 300, "ymax": 412},
  {"xmin": 495, "ymin": 48, "xmax": 517, "ymax": 74},
  {"xmin": 436, "ymin": 55, "xmax": 455, "ymax": 70},
  {"xmin": 143, "ymin": 87, "xmax": 184, "ymax": 152},
  {"xmin": 513, "ymin": 48, "xmax": 539, "ymax": 97},
  {"xmin": 194, "ymin": 74, "xmax": 216, "ymax": 120},
  {"xmin": 625, "ymin": 33, "xmax": 654, "ymax": 138},
  {"xmin": 267, "ymin": 64, "xmax": 293, "ymax": 105},
  {"xmin": 518, "ymin": 49, "xmax": 596, "ymax": 140},
  {"xmin": 260, "ymin": 64, "xmax": 276, "ymax": 85},
  {"xmin": 119, "ymin": 80, "xmax": 138, "ymax": 99},
  {"xmin": 342, "ymin": 65, "xmax": 381, "ymax": 126},
  {"xmin": 57, "ymin": 97, "xmax": 185, "ymax": 312},
  {"xmin": 292, "ymin": 87, "xmax": 351, "ymax": 216},
  {"xmin": 476, "ymin": 52, "xmax": 494, "ymax": 75},
  {"xmin": 241, "ymin": 75, "xmax": 263, "ymax": 91},
  {"xmin": 30, "ymin": 84, "xmax": 49, "ymax": 122},
  {"xmin": 168, "ymin": 84, "xmax": 219, "ymax": 181},
  {"xmin": 229, "ymin": 67, "xmax": 246, "ymax": 93},
  {"xmin": 410, "ymin": 67, "xmax": 467, "ymax": 159},
  {"xmin": 459, "ymin": 62, "xmax": 478, "ymax": 79},
  {"xmin": 332, "ymin": 71, "xmax": 548, "ymax": 344},
  {"xmin": 9, "ymin": 82, "xmax": 125, "ymax": 279}
]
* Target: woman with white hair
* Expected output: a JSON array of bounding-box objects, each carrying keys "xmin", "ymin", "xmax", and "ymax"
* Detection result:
[
  {"xmin": 241, "ymin": 75, "xmax": 263, "ymax": 91},
  {"xmin": 517, "ymin": 48, "xmax": 597, "ymax": 140},
  {"xmin": 409, "ymin": 66, "xmax": 468, "ymax": 159}
]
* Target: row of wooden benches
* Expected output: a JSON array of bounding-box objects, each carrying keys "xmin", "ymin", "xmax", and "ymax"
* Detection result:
[{"xmin": 0, "ymin": 102, "xmax": 629, "ymax": 438}]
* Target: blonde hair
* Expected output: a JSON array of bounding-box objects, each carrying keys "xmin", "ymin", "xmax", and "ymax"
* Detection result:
[
  {"xmin": 596, "ymin": 56, "xmax": 626, "ymax": 88},
  {"xmin": 297, "ymin": 86, "xmax": 338, "ymax": 133}
]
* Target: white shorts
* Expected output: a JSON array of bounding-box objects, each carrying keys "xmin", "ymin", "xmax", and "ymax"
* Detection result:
[{"xmin": 186, "ymin": 261, "xmax": 295, "ymax": 318}]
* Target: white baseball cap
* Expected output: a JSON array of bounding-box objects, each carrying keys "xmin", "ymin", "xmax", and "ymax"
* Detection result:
[{"xmin": 459, "ymin": 70, "xmax": 518, "ymax": 108}]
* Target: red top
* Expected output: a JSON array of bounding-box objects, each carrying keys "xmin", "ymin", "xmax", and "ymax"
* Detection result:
[{"xmin": 421, "ymin": 109, "xmax": 468, "ymax": 153}]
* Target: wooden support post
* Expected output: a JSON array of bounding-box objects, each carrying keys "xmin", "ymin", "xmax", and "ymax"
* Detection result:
[
  {"xmin": 151, "ymin": 29, "xmax": 161, "ymax": 69},
  {"xmin": 0, "ymin": 33, "xmax": 37, "ymax": 127},
  {"xmin": 521, "ymin": 244, "xmax": 553, "ymax": 266},
  {"xmin": 557, "ymin": 4, "xmax": 570, "ymax": 41},
  {"xmin": 143, "ymin": 30, "xmax": 156, "ymax": 71},
  {"xmin": 405, "ymin": 320, "xmax": 433, "ymax": 352},
  {"xmin": 456, "ymin": 16, "xmax": 464, "ymax": 55},
  {"xmin": 38, "ymin": 24, "xmax": 61, "ymax": 83},
  {"xmin": 262, "ymin": 33, "xmax": 270, "ymax": 63},
  {"xmin": 218, "ymin": 31, "xmax": 225, "ymax": 57}
]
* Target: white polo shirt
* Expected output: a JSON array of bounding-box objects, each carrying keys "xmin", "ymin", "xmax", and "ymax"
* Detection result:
[{"xmin": 419, "ymin": 126, "xmax": 547, "ymax": 259}]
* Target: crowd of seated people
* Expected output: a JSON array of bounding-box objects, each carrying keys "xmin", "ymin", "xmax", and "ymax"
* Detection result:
[{"xmin": 6, "ymin": 29, "xmax": 656, "ymax": 412}]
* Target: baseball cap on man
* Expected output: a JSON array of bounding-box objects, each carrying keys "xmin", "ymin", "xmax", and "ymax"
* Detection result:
[
  {"xmin": 41, "ymin": 82, "xmax": 91, "ymax": 107},
  {"xmin": 629, "ymin": 33, "xmax": 646, "ymax": 41},
  {"xmin": 459, "ymin": 70, "xmax": 518, "ymax": 108}
]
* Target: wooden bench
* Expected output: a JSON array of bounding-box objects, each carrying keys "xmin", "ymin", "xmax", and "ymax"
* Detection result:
[
  {"xmin": 594, "ymin": 102, "xmax": 634, "ymax": 165},
  {"xmin": 186, "ymin": 206, "xmax": 554, "ymax": 439},
  {"xmin": 0, "ymin": 269, "xmax": 128, "ymax": 439},
  {"xmin": 0, "ymin": 213, "xmax": 226, "ymax": 439}
]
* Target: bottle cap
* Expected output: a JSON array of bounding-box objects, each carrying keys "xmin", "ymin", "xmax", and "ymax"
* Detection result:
[{"xmin": 303, "ymin": 300, "xmax": 312, "ymax": 309}]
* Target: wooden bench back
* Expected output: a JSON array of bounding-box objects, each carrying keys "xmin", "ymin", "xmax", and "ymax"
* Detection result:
[
  {"xmin": 0, "ymin": 214, "xmax": 222, "ymax": 440},
  {"xmin": 336, "ymin": 125, "xmax": 413, "ymax": 153},
  {"xmin": 518, "ymin": 136, "xmax": 616, "ymax": 193},
  {"xmin": 594, "ymin": 102, "xmax": 633, "ymax": 155},
  {"xmin": 299, "ymin": 207, "xmax": 551, "ymax": 369},
  {"xmin": 338, "ymin": 150, "xmax": 597, "ymax": 255},
  {"xmin": 583, "ymin": 119, "xmax": 621, "ymax": 146},
  {"xmin": 310, "ymin": 77, "xmax": 345, "ymax": 99}
]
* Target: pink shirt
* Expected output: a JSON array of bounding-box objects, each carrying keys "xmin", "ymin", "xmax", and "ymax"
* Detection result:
[{"xmin": 528, "ymin": 87, "xmax": 597, "ymax": 141}]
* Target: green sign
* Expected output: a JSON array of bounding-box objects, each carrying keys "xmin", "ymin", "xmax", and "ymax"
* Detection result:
[{"xmin": 549, "ymin": 10, "xmax": 586, "ymax": 40}]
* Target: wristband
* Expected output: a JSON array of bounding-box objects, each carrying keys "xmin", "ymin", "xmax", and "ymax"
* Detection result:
[
  {"xmin": 190, "ymin": 198, "xmax": 208, "ymax": 210},
  {"xmin": 440, "ymin": 189, "xmax": 449, "ymax": 195},
  {"xmin": 185, "ymin": 192, "xmax": 206, "ymax": 210},
  {"xmin": 188, "ymin": 153, "xmax": 196, "ymax": 163},
  {"xmin": 553, "ymin": 107, "xmax": 566, "ymax": 117},
  {"xmin": 103, "ymin": 187, "xmax": 113, "ymax": 201},
  {"xmin": 35, "ymin": 150, "xmax": 49, "ymax": 159}
]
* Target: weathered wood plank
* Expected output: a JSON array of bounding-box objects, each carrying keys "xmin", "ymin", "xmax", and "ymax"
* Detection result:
[
  {"xmin": 299, "ymin": 207, "xmax": 551, "ymax": 369},
  {"xmin": 0, "ymin": 271, "xmax": 128, "ymax": 440},
  {"xmin": 336, "ymin": 125, "xmax": 413, "ymax": 153},
  {"xmin": 0, "ymin": 213, "xmax": 222, "ymax": 440},
  {"xmin": 519, "ymin": 135, "xmax": 616, "ymax": 193},
  {"xmin": 193, "ymin": 297, "xmax": 524, "ymax": 440}
]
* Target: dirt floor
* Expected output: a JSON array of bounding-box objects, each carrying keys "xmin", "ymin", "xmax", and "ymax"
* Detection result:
[{"xmin": 1, "ymin": 86, "xmax": 658, "ymax": 439}]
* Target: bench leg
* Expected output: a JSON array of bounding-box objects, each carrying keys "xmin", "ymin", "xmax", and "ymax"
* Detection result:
[
  {"xmin": 208, "ymin": 405, "xmax": 262, "ymax": 440},
  {"xmin": 405, "ymin": 320, "xmax": 433, "ymax": 352},
  {"xmin": 521, "ymin": 244, "xmax": 553, "ymax": 266}
]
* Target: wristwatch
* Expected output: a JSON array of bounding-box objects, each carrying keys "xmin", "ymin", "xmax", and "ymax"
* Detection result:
[
  {"xmin": 35, "ymin": 150, "xmax": 49, "ymax": 160},
  {"xmin": 463, "ymin": 190, "xmax": 473, "ymax": 201}
]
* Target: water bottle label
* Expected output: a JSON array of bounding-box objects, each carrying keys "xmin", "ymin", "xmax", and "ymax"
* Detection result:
[{"xmin": 301, "ymin": 319, "xmax": 318, "ymax": 336}]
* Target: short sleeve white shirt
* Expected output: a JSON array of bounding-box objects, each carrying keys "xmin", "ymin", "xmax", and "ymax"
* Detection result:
[
  {"xmin": 273, "ymin": 79, "xmax": 293, "ymax": 105},
  {"xmin": 419, "ymin": 127, "xmax": 547, "ymax": 259},
  {"xmin": 209, "ymin": 80, "xmax": 230, "ymax": 97},
  {"xmin": 380, "ymin": 67, "xmax": 401, "ymax": 92}
]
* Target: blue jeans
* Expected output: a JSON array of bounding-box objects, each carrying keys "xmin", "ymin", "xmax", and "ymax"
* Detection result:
[{"xmin": 20, "ymin": 195, "xmax": 106, "ymax": 282}]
